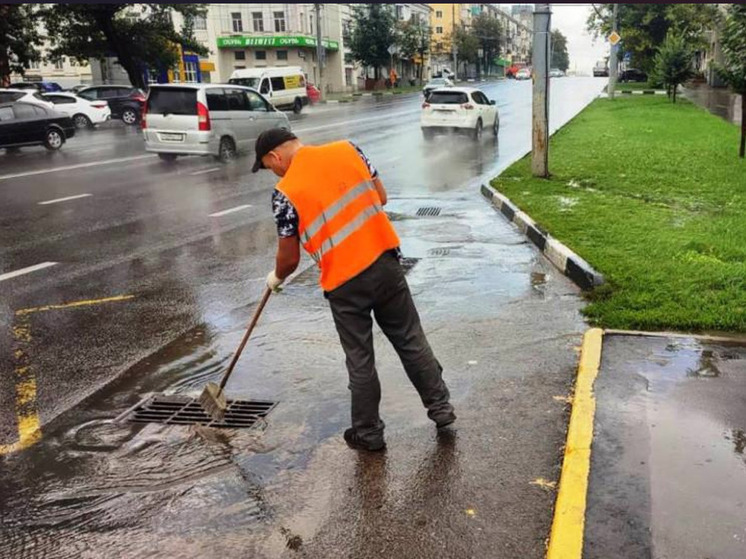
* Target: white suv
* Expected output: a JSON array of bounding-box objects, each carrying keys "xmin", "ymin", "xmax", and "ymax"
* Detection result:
[
  {"xmin": 420, "ymin": 87, "xmax": 499, "ymax": 140},
  {"xmin": 143, "ymin": 84, "xmax": 291, "ymax": 163}
]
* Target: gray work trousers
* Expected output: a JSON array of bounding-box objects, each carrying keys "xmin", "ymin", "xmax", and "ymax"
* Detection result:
[{"xmin": 326, "ymin": 250, "xmax": 454, "ymax": 444}]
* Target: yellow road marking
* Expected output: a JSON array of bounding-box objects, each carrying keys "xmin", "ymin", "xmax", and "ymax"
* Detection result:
[
  {"xmin": 15, "ymin": 294, "xmax": 135, "ymax": 316},
  {"xmin": 2, "ymin": 294, "xmax": 135, "ymax": 456},
  {"xmin": 546, "ymin": 328, "xmax": 603, "ymax": 559}
]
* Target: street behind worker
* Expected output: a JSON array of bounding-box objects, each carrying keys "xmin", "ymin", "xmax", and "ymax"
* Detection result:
[{"xmin": 253, "ymin": 128, "xmax": 456, "ymax": 451}]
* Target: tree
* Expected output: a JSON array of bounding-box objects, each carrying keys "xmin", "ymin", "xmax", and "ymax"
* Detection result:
[
  {"xmin": 0, "ymin": 4, "xmax": 42, "ymax": 87},
  {"xmin": 42, "ymin": 4, "xmax": 207, "ymax": 90},
  {"xmin": 715, "ymin": 4, "xmax": 746, "ymax": 158},
  {"xmin": 450, "ymin": 27, "xmax": 479, "ymax": 78},
  {"xmin": 652, "ymin": 33, "xmax": 693, "ymax": 103},
  {"xmin": 551, "ymin": 30, "xmax": 570, "ymax": 72},
  {"xmin": 348, "ymin": 4, "xmax": 397, "ymax": 81},
  {"xmin": 471, "ymin": 13, "xmax": 502, "ymax": 77},
  {"xmin": 396, "ymin": 20, "xmax": 430, "ymax": 82},
  {"xmin": 587, "ymin": 4, "xmax": 718, "ymax": 73}
]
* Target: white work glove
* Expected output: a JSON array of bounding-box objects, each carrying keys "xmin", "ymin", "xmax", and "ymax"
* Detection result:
[{"xmin": 266, "ymin": 270, "xmax": 285, "ymax": 292}]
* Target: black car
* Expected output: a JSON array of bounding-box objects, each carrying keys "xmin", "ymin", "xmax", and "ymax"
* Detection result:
[
  {"xmin": 77, "ymin": 85, "xmax": 145, "ymax": 125},
  {"xmin": 0, "ymin": 102, "xmax": 75, "ymax": 151},
  {"xmin": 620, "ymin": 68, "xmax": 648, "ymax": 83}
]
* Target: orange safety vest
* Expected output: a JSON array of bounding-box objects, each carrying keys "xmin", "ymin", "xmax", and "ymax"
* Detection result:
[{"xmin": 276, "ymin": 141, "xmax": 400, "ymax": 292}]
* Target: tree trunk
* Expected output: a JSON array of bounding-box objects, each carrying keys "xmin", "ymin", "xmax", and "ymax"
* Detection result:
[
  {"xmin": 738, "ymin": 91, "xmax": 746, "ymax": 159},
  {"xmin": 673, "ymin": 86, "xmax": 677, "ymax": 104},
  {"xmin": 94, "ymin": 10, "xmax": 146, "ymax": 89},
  {"xmin": 0, "ymin": 49, "xmax": 10, "ymax": 87}
]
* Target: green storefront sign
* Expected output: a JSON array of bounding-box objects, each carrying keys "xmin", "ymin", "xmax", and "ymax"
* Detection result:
[{"xmin": 217, "ymin": 35, "xmax": 339, "ymax": 51}]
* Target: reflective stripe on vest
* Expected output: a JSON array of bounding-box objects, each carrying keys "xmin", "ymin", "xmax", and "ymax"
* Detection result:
[{"xmin": 309, "ymin": 202, "xmax": 384, "ymax": 263}]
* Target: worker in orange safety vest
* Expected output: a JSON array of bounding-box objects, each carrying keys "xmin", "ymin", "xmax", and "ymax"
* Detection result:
[{"xmin": 252, "ymin": 128, "xmax": 456, "ymax": 451}]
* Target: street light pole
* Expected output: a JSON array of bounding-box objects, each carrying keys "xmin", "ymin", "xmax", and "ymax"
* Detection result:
[
  {"xmin": 608, "ymin": 3, "xmax": 618, "ymax": 100},
  {"xmin": 532, "ymin": 4, "xmax": 551, "ymax": 178},
  {"xmin": 314, "ymin": 3, "xmax": 325, "ymax": 101}
]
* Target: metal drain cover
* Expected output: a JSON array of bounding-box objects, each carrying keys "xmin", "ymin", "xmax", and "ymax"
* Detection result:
[
  {"xmin": 118, "ymin": 394, "xmax": 277, "ymax": 429},
  {"xmin": 416, "ymin": 207, "xmax": 442, "ymax": 217},
  {"xmin": 428, "ymin": 247, "xmax": 451, "ymax": 256}
]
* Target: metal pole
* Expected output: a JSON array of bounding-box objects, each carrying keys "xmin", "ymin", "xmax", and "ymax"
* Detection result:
[
  {"xmin": 314, "ymin": 3, "xmax": 324, "ymax": 100},
  {"xmin": 452, "ymin": 3, "xmax": 457, "ymax": 80},
  {"xmin": 608, "ymin": 3, "xmax": 618, "ymax": 100},
  {"xmin": 532, "ymin": 4, "xmax": 551, "ymax": 178}
]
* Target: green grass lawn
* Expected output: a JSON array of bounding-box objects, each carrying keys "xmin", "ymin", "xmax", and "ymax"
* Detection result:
[
  {"xmin": 491, "ymin": 96, "xmax": 746, "ymax": 332},
  {"xmin": 614, "ymin": 82, "xmax": 660, "ymax": 91}
]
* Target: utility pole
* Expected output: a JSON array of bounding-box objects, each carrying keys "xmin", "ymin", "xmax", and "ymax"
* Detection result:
[
  {"xmin": 608, "ymin": 3, "xmax": 618, "ymax": 100},
  {"xmin": 452, "ymin": 3, "xmax": 458, "ymax": 80},
  {"xmin": 532, "ymin": 4, "xmax": 551, "ymax": 178},
  {"xmin": 314, "ymin": 3, "xmax": 325, "ymax": 101}
]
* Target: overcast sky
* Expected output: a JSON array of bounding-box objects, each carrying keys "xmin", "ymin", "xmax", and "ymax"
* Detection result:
[{"xmin": 520, "ymin": 4, "xmax": 610, "ymax": 75}]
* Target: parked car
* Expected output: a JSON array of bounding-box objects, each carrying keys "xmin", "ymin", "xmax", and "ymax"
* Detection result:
[
  {"xmin": 229, "ymin": 66, "xmax": 309, "ymax": 113},
  {"xmin": 420, "ymin": 87, "xmax": 499, "ymax": 141},
  {"xmin": 620, "ymin": 68, "xmax": 647, "ymax": 83},
  {"xmin": 306, "ymin": 83, "xmax": 321, "ymax": 104},
  {"xmin": 9, "ymin": 81, "xmax": 63, "ymax": 93},
  {"xmin": 593, "ymin": 62, "xmax": 609, "ymax": 77},
  {"xmin": 42, "ymin": 92, "xmax": 111, "ymax": 129},
  {"xmin": 142, "ymin": 84, "xmax": 291, "ymax": 163},
  {"xmin": 0, "ymin": 102, "xmax": 75, "ymax": 151},
  {"xmin": 549, "ymin": 68, "xmax": 565, "ymax": 78},
  {"xmin": 76, "ymin": 85, "xmax": 145, "ymax": 125},
  {"xmin": 68, "ymin": 84, "xmax": 92, "ymax": 94},
  {"xmin": 515, "ymin": 68, "xmax": 532, "ymax": 80},
  {"xmin": 423, "ymin": 77, "xmax": 454, "ymax": 97},
  {"xmin": 0, "ymin": 89, "xmax": 55, "ymax": 110}
]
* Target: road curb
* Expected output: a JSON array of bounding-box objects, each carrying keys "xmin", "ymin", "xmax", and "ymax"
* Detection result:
[
  {"xmin": 480, "ymin": 184, "xmax": 604, "ymax": 290},
  {"xmin": 547, "ymin": 327, "xmax": 604, "ymax": 559}
]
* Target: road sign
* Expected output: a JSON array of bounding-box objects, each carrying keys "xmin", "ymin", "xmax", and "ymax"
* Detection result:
[
  {"xmin": 387, "ymin": 45, "xmax": 398, "ymax": 55},
  {"xmin": 608, "ymin": 31, "xmax": 621, "ymax": 46}
]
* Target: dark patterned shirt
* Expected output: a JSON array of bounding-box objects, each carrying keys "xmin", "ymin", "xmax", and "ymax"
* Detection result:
[{"xmin": 272, "ymin": 142, "xmax": 379, "ymax": 239}]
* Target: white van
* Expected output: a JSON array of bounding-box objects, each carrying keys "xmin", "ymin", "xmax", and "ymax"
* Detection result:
[
  {"xmin": 228, "ymin": 67, "xmax": 309, "ymax": 113},
  {"xmin": 143, "ymin": 84, "xmax": 290, "ymax": 163}
]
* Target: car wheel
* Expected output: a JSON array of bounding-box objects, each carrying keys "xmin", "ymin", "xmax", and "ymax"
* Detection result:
[
  {"xmin": 158, "ymin": 153, "xmax": 177, "ymax": 163},
  {"xmin": 216, "ymin": 137, "xmax": 236, "ymax": 163},
  {"xmin": 293, "ymin": 98, "xmax": 303, "ymax": 114},
  {"xmin": 122, "ymin": 108, "xmax": 138, "ymax": 125},
  {"xmin": 472, "ymin": 119, "xmax": 483, "ymax": 141},
  {"xmin": 73, "ymin": 113, "xmax": 93, "ymax": 130},
  {"xmin": 493, "ymin": 116, "xmax": 499, "ymax": 136},
  {"xmin": 44, "ymin": 128, "xmax": 64, "ymax": 151}
]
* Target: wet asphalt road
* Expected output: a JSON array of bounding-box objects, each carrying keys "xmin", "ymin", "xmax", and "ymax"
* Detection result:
[{"xmin": 1, "ymin": 78, "xmax": 605, "ymax": 558}]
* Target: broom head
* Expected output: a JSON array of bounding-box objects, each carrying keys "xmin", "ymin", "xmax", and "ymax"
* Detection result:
[{"xmin": 199, "ymin": 381, "xmax": 227, "ymax": 421}]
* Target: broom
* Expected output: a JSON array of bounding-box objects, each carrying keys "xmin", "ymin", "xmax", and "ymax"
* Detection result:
[{"xmin": 199, "ymin": 286, "xmax": 272, "ymax": 421}]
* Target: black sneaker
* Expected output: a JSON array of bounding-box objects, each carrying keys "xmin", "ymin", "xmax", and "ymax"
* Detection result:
[
  {"xmin": 433, "ymin": 412, "xmax": 457, "ymax": 429},
  {"xmin": 343, "ymin": 428, "xmax": 386, "ymax": 451}
]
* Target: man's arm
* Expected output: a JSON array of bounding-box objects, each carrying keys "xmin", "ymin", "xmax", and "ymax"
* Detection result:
[{"xmin": 275, "ymin": 235, "xmax": 301, "ymax": 280}]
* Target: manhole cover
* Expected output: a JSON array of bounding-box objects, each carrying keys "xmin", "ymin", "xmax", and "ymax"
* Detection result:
[
  {"xmin": 401, "ymin": 257, "xmax": 420, "ymax": 274},
  {"xmin": 416, "ymin": 207, "xmax": 441, "ymax": 217},
  {"xmin": 119, "ymin": 395, "xmax": 277, "ymax": 429}
]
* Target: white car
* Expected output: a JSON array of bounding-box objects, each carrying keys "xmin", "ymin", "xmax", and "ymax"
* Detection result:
[
  {"xmin": 421, "ymin": 87, "xmax": 499, "ymax": 140},
  {"xmin": 423, "ymin": 77, "xmax": 454, "ymax": 97},
  {"xmin": 515, "ymin": 68, "xmax": 532, "ymax": 80},
  {"xmin": 0, "ymin": 89, "xmax": 55, "ymax": 110},
  {"xmin": 43, "ymin": 92, "xmax": 111, "ymax": 129}
]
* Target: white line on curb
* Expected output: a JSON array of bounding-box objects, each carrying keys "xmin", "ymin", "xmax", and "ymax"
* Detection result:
[
  {"xmin": 38, "ymin": 193, "xmax": 92, "ymax": 205},
  {"xmin": 209, "ymin": 204, "xmax": 252, "ymax": 217},
  {"xmin": 0, "ymin": 262, "xmax": 58, "ymax": 282},
  {"xmin": 190, "ymin": 167, "xmax": 221, "ymax": 176},
  {"xmin": 0, "ymin": 155, "xmax": 155, "ymax": 182}
]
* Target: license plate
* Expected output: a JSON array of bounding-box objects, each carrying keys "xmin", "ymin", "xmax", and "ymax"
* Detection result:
[{"xmin": 160, "ymin": 133, "xmax": 184, "ymax": 142}]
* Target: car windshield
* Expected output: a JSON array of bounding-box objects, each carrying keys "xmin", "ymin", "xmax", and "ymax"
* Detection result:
[
  {"xmin": 228, "ymin": 77, "xmax": 260, "ymax": 89},
  {"xmin": 429, "ymin": 79, "xmax": 446, "ymax": 85},
  {"xmin": 147, "ymin": 88, "xmax": 198, "ymax": 115},
  {"xmin": 0, "ymin": 92, "xmax": 23, "ymax": 103},
  {"xmin": 427, "ymin": 91, "xmax": 468, "ymax": 105}
]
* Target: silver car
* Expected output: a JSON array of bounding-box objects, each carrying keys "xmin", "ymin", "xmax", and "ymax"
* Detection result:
[{"xmin": 143, "ymin": 84, "xmax": 290, "ymax": 163}]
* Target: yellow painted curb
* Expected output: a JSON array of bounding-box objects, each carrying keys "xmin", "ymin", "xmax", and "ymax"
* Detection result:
[{"xmin": 547, "ymin": 328, "xmax": 603, "ymax": 559}]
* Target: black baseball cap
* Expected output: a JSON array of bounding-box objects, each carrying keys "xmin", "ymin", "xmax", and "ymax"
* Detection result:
[{"xmin": 252, "ymin": 128, "xmax": 298, "ymax": 172}]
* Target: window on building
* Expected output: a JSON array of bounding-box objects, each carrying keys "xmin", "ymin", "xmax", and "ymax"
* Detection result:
[
  {"xmin": 310, "ymin": 14, "xmax": 314, "ymax": 35},
  {"xmin": 252, "ymin": 12, "xmax": 264, "ymax": 32},
  {"xmin": 435, "ymin": 26, "xmax": 443, "ymax": 34},
  {"xmin": 273, "ymin": 11, "xmax": 286, "ymax": 32},
  {"xmin": 436, "ymin": 42, "xmax": 443, "ymax": 51},
  {"xmin": 184, "ymin": 61, "xmax": 198, "ymax": 82},
  {"xmin": 396, "ymin": 6, "xmax": 404, "ymax": 20},
  {"xmin": 194, "ymin": 15, "xmax": 207, "ymax": 30},
  {"xmin": 54, "ymin": 58, "xmax": 64, "ymax": 70},
  {"xmin": 277, "ymin": 50, "xmax": 288, "ymax": 61},
  {"xmin": 231, "ymin": 12, "xmax": 243, "ymax": 33},
  {"xmin": 234, "ymin": 51, "xmax": 246, "ymax": 61},
  {"xmin": 29, "ymin": 60, "xmax": 40, "ymax": 69},
  {"xmin": 436, "ymin": 10, "xmax": 443, "ymax": 18},
  {"xmin": 255, "ymin": 50, "xmax": 267, "ymax": 61}
]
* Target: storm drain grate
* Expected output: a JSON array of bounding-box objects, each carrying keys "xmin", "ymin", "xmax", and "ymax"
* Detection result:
[
  {"xmin": 416, "ymin": 207, "xmax": 442, "ymax": 217},
  {"xmin": 401, "ymin": 257, "xmax": 420, "ymax": 274},
  {"xmin": 428, "ymin": 247, "xmax": 451, "ymax": 257},
  {"xmin": 120, "ymin": 395, "xmax": 277, "ymax": 429}
]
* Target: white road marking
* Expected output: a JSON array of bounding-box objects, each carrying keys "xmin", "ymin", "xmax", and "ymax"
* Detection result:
[
  {"xmin": 293, "ymin": 109, "xmax": 418, "ymax": 134},
  {"xmin": 209, "ymin": 204, "xmax": 252, "ymax": 217},
  {"xmin": 0, "ymin": 262, "xmax": 58, "ymax": 282},
  {"xmin": 190, "ymin": 167, "xmax": 221, "ymax": 176},
  {"xmin": 38, "ymin": 193, "xmax": 92, "ymax": 205},
  {"xmin": 0, "ymin": 155, "xmax": 154, "ymax": 182}
]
